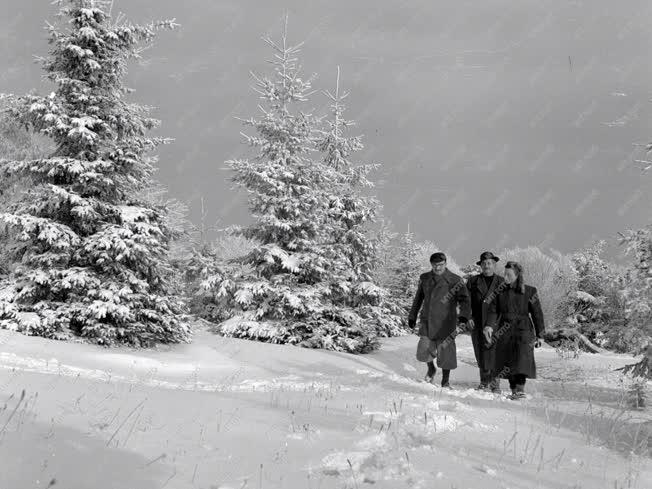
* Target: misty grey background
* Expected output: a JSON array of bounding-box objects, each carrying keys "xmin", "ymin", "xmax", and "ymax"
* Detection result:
[{"xmin": 1, "ymin": 0, "xmax": 650, "ymax": 266}]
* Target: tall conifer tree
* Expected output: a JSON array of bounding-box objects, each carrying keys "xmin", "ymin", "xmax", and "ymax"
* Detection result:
[
  {"xmin": 315, "ymin": 67, "xmax": 404, "ymax": 331},
  {"xmin": 204, "ymin": 19, "xmax": 403, "ymax": 352},
  {"xmin": 0, "ymin": 0, "xmax": 189, "ymax": 346}
]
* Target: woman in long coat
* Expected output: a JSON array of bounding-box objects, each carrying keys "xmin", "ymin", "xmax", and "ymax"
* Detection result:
[{"xmin": 485, "ymin": 261, "xmax": 545, "ymax": 399}]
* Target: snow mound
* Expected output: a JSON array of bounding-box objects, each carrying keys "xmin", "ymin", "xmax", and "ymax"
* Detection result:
[
  {"xmin": 321, "ymin": 450, "xmax": 371, "ymax": 475},
  {"xmin": 400, "ymin": 414, "xmax": 461, "ymax": 448},
  {"xmin": 99, "ymin": 352, "xmax": 203, "ymax": 373},
  {"xmin": 232, "ymin": 377, "xmax": 335, "ymax": 393},
  {"xmin": 320, "ymin": 447, "xmax": 412, "ymax": 484},
  {"xmin": 355, "ymin": 368, "xmax": 384, "ymax": 378},
  {"xmin": 354, "ymin": 433, "xmax": 389, "ymax": 451}
]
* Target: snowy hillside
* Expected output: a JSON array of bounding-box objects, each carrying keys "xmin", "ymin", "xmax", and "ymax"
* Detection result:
[{"xmin": 0, "ymin": 324, "xmax": 650, "ymax": 489}]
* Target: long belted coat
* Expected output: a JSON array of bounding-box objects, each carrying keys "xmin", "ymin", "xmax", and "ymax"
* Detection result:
[
  {"xmin": 408, "ymin": 269, "xmax": 471, "ymax": 341},
  {"xmin": 467, "ymin": 273, "xmax": 505, "ymax": 373},
  {"xmin": 486, "ymin": 283, "xmax": 545, "ymax": 379}
]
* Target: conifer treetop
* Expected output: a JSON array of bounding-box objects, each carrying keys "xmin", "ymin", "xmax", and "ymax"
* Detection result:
[
  {"xmin": 249, "ymin": 13, "xmax": 318, "ymax": 110},
  {"xmin": 318, "ymin": 68, "xmax": 377, "ymax": 188}
]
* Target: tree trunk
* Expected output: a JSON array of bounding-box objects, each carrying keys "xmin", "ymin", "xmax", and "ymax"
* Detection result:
[{"xmin": 543, "ymin": 327, "xmax": 606, "ymax": 354}]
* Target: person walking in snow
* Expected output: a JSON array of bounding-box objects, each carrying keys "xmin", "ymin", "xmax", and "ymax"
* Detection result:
[
  {"xmin": 485, "ymin": 261, "xmax": 545, "ymax": 400},
  {"xmin": 408, "ymin": 252, "xmax": 471, "ymax": 388},
  {"xmin": 466, "ymin": 251, "xmax": 504, "ymax": 392}
]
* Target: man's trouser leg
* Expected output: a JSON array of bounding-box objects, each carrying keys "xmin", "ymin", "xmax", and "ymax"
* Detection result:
[
  {"xmin": 435, "ymin": 337, "xmax": 457, "ymax": 370},
  {"xmin": 471, "ymin": 328, "xmax": 490, "ymax": 384}
]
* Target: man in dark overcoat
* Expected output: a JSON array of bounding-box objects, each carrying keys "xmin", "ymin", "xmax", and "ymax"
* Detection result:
[
  {"xmin": 466, "ymin": 251, "xmax": 505, "ymax": 392},
  {"xmin": 408, "ymin": 252, "xmax": 471, "ymax": 388}
]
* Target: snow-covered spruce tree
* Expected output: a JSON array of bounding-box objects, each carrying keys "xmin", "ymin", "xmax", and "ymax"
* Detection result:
[
  {"xmin": 617, "ymin": 225, "xmax": 652, "ymax": 378},
  {"xmin": 142, "ymin": 180, "xmax": 194, "ymax": 302},
  {"xmin": 186, "ymin": 226, "xmax": 257, "ymax": 325},
  {"xmin": 182, "ymin": 197, "xmax": 222, "ymax": 322},
  {"xmin": 202, "ymin": 21, "xmax": 389, "ymax": 352},
  {"xmin": 368, "ymin": 218, "xmax": 397, "ymax": 288},
  {"xmin": 383, "ymin": 227, "xmax": 421, "ymax": 314},
  {"xmin": 314, "ymin": 67, "xmax": 404, "ymax": 335},
  {"xmin": 0, "ymin": 0, "xmax": 190, "ymax": 346},
  {"xmin": 564, "ymin": 241, "xmax": 627, "ymax": 348},
  {"xmin": 460, "ymin": 263, "xmax": 481, "ymax": 281},
  {"xmin": 613, "ymin": 138, "xmax": 652, "ymax": 378}
]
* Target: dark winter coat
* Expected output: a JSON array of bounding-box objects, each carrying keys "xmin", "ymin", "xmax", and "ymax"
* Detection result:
[
  {"xmin": 486, "ymin": 283, "xmax": 545, "ymax": 379},
  {"xmin": 408, "ymin": 269, "xmax": 471, "ymax": 341},
  {"xmin": 467, "ymin": 273, "xmax": 505, "ymax": 374},
  {"xmin": 467, "ymin": 274, "xmax": 505, "ymax": 328}
]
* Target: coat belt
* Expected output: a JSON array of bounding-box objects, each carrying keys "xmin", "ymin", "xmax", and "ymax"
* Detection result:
[{"xmin": 502, "ymin": 313, "xmax": 529, "ymax": 320}]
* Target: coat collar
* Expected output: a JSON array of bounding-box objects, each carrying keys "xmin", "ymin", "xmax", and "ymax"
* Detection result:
[
  {"xmin": 425, "ymin": 268, "xmax": 456, "ymax": 285},
  {"xmin": 476, "ymin": 273, "xmax": 497, "ymax": 295},
  {"xmin": 478, "ymin": 274, "xmax": 506, "ymax": 304},
  {"xmin": 488, "ymin": 274, "xmax": 500, "ymax": 299},
  {"xmin": 506, "ymin": 281, "xmax": 525, "ymax": 293}
]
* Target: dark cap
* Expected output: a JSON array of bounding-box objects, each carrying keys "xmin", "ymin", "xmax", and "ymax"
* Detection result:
[
  {"xmin": 476, "ymin": 251, "xmax": 500, "ymax": 266},
  {"xmin": 430, "ymin": 252, "xmax": 447, "ymax": 263}
]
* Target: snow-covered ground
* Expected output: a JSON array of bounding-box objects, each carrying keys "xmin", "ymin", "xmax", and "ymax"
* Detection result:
[{"xmin": 0, "ymin": 325, "xmax": 650, "ymax": 489}]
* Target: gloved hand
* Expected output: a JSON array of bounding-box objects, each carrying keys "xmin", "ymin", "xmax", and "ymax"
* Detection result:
[
  {"xmin": 466, "ymin": 318, "xmax": 475, "ymax": 330},
  {"xmin": 483, "ymin": 326, "xmax": 493, "ymax": 344},
  {"xmin": 534, "ymin": 337, "xmax": 543, "ymax": 348},
  {"xmin": 408, "ymin": 318, "xmax": 416, "ymax": 329}
]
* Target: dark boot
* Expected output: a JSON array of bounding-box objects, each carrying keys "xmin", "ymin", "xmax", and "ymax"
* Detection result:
[
  {"xmin": 475, "ymin": 368, "xmax": 489, "ymax": 390},
  {"xmin": 509, "ymin": 389, "xmax": 526, "ymax": 400},
  {"xmin": 441, "ymin": 369, "xmax": 452, "ymax": 389},
  {"xmin": 508, "ymin": 376, "xmax": 517, "ymax": 398},
  {"xmin": 489, "ymin": 378, "xmax": 501, "ymax": 394},
  {"xmin": 508, "ymin": 379, "xmax": 526, "ymax": 400},
  {"xmin": 424, "ymin": 361, "xmax": 437, "ymax": 383}
]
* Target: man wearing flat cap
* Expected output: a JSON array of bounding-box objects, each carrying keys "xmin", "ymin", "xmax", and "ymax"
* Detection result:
[
  {"xmin": 466, "ymin": 251, "xmax": 505, "ymax": 392},
  {"xmin": 408, "ymin": 252, "xmax": 471, "ymax": 388}
]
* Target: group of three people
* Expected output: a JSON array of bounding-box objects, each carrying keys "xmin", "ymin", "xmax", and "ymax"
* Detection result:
[{"xmin": 407, "ymin": 251, "xmax": 545, "ymax": 400}]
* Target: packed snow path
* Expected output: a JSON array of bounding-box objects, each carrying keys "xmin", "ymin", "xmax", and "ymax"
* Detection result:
[{"xmin": 0, "ymin": 325, "xmax": 650, "ymax": 489}]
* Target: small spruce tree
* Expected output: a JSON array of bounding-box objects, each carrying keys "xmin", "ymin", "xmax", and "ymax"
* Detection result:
[{"xmin": 385, "ymin": 226, "xmax": 421, "ymax": 313}]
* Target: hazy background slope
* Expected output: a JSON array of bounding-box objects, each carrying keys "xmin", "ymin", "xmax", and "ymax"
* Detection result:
[{"xmin": 1, "ymin": 0, "xmax": 650, "ymax": 264}]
